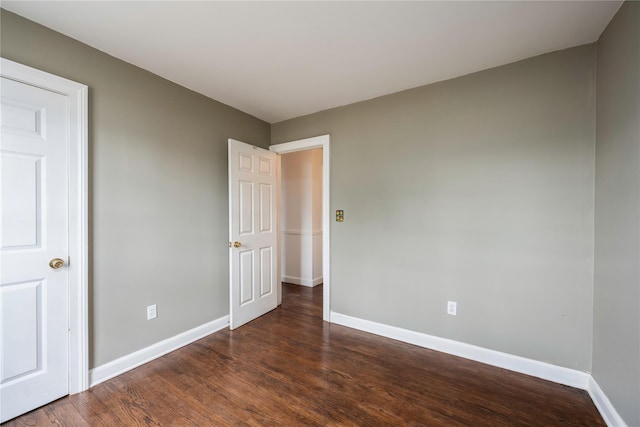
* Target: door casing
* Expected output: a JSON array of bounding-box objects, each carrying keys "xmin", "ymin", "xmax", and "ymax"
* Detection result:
[
  {"xmin": 1, "ymin": 58, "xmax": 89, "ymax": 394},
  {"xmin": 270, "ymin": 135, "xmax": 331, "ymax": 321}
]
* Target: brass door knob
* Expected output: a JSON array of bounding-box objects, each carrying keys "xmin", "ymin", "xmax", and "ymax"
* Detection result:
[
  {"xmin": 233, "ymin": 241, "xmax": 241, "ymax": 248},
  {"xmin": 49, "ymin": 258, "xmax": 65, "ymax": 269}
]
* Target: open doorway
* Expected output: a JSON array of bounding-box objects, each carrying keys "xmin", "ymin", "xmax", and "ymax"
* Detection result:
[
  {"xmin": 280, "ymin": 148, "xmax": 323, "ymax": 288},
  {"xmin": 270, "ymin": 135, "xmax": 331, "ymax": 321}
]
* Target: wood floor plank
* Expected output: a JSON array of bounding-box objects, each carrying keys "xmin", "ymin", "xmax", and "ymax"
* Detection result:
[
  {"xmin": 4, "ymin": 283, "xmax": 605, "ymax": 426},
  {"xmin": 41, "ymin": 398, "xmax": 91, "ymax": 426},
  {"xmin": 67, "ymin": 389, "xmax": 128, "ymax": 426}
]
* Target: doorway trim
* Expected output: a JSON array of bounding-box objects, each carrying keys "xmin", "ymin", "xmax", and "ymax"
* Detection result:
[
  {"xmin": 1, "ymin": 58, "xmax": 89, "ymax": 393},
  {"xmin": 270, "ymin": 135, "xmax": 331, "ymax": 321}
]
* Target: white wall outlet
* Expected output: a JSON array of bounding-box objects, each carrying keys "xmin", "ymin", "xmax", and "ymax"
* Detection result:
[
  {"xmin": 447, "ymin": 301, "xmax": 457, "ymax": 316},
  {"xmin": 147, "ymin": 304, "xmax": 157, "ymax": 320}
]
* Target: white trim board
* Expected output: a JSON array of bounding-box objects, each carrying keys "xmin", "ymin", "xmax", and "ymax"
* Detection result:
[
  {"xmin": 89, "ymin": 316, "xmax": 229, "ymax": 387},
  {"xmin": 282, "ymin": 275, "xmax": 323, "ymax": 287},
  {"xmin": 1, "ymin": 58, "xmax": 89, "ymax": 394},
  {"xmin": 587, "ymin": 376, "xmax": 628, "ymax": 427},
  {"xmin": 330, "ymin": 311, "xmax": 627, "ymax": 427},
  {"xmin": 282, "ymin": 229, "xmax": 323, "ymax": 236},
  {"xmin": 330, "ymin": 312, "xmax": 589, "ymax": 389},
  {"xmin": 270, "ymin": 135, "xmax": 331, "ymax": 321}
]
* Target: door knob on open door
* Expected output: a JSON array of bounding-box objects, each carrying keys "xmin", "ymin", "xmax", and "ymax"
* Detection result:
[
  {"xmin": 49, "ymin": 258, "xmax": 65, "ymax": 269},
  {"xmin": 233, "ymin": 241, "xmax": 241, "ymax": 248}
]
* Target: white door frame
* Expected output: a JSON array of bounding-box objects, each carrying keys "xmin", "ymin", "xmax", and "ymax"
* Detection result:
[
  {"xmin": 270, "ymin": 135, "xmax": 330, "ymax": 321},
  {"xmin": 1, "ymin": 58, "xmax": 89, "ymax": 393}
]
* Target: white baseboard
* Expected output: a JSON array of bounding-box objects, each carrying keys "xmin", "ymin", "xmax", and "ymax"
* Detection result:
[
  {"xmin": 330, "ymin": 312, "xmax": 629, "ymax": 426},
  {"xmin": 282, "ymin": 275, "xmax": 323, "ymax": 287},
  {"xmin": 87, "ymin": 309, "xmax": 626, "ymax": 426},
  {"xmin": 330, "ymin": 312, "xmax": 589, "ymax": 388},
  {"xmin": 587, "ymin": 376, "xmax": 628, "ymax": 427},
  {"xmin": 89, "ymin": 315, "xmax": 229, "ymax": 387}
]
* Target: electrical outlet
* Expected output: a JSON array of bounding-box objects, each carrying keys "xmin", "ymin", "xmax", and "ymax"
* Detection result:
[
  {"xmin": 447, "ymin": 301, "xmax": 457, "ymax": 316},
  {"xmin": 147, "ymin": 304, "xmax": 157, "ymax": 320}
]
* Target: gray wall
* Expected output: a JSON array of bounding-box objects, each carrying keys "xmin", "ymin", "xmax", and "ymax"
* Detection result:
[
  {"xmin": 273, "ymin": 45, "xmax": 597, "ymax": 371},
  {"xmin": 593, "ymin": 2, "xmax": 640, "ymax": 426},
  {"xmin": 1, "ymin": 10, "xmax": 270, "ymax": 367}
]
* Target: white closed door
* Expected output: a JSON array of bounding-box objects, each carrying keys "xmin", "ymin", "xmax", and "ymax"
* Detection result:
[
  {"xmin": 228, "ymin": 139, "xmax": 278, "ymax": 329},
  {"xmin": 1, "ymin": 77, "xmax": 70, "ymax": 422}
]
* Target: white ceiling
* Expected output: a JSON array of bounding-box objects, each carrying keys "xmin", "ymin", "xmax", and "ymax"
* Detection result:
[{"xmin": 3, "ymin": 1, "xmax": 622, "ymax": 123}]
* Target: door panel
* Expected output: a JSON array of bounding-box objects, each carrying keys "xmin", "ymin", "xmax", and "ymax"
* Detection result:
[
  {"xmin": 260, "ymin": 247, "xmax": 273, "ymax": 296},
  {"xmin": 240, "ymin": 250, "xmax": 254, "ymax": 305},
  {"xmin": 239, "ymin": 180, "xmax": 253, "ymax": 235},
  {"xmin": 229, "ymin": 139, "xmax": 278, "ymax": 329},
  {"xmin": 1, "ymin": 154, "xmax": 42, "ymax": 248},
  {"xmin": 1, "ymin": 77, "xmax": 69, "ymax": 423},
  {"xmin": 259, "ymin": 183, "xmax": 272, "ymax": 233},
  {"xmin": 2, "ymin": 280, "xmax": 43, "ymax": 380}
]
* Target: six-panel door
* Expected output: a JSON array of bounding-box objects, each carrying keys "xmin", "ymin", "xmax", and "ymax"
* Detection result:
[
  {"xmin": 229, "ymin": 139, "xmax": 278, "ymax": 329},
  {"xmin": 1, "ymin": 77, "xmax": 70, "ymax": 422}
]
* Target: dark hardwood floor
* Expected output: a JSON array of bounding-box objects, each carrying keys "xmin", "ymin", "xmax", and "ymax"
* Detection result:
[{"xmin": 5, "ymin": 283, "xmax": 604, "ymax": 426}]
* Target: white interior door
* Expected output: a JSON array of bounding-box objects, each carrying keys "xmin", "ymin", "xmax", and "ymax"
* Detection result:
[
  {"xmin": 229, "ymin": 139, "xmax": 278, "ymax": 329},
  {"xmin": 1, "ymin": 77, "xmax": 70, "ymax": 422}
]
